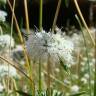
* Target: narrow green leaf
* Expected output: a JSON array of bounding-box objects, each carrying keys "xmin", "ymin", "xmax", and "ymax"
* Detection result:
[
  {"xmin": 15, "ymin": 90, "xmax": 32, "ymax": 96},
  {"xmin": 59, "ymin": 56, "xmax": 69, "ymax": 72},
  {"xmin": 70, "ymin": 91, "xmax": 86, "ymax": 96}
]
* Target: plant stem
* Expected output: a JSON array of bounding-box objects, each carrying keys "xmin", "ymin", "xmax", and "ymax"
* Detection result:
[
  {"xmin": 47, "ymin": 54, "xmax": 51, "ymax": 96},
  {"xmin": 76, "ymin": 50, "xmax": 81, "ymax": 85},
  {"xmin": 39, "ymin": 0, "xmax": 43, "ymax": 32},
  {"xmin": 8, "ymin": 0, "xmax": 16, "ymax": 95},
  {"xmin": 39, "ymin": 59, "xmax": 42, "ymax": 93},
  {"xmin": 11, "ymin": 78, "xmax": 19, "ymax": 96},
  {"xmin": 73, "ymin": 0, "xmax": 95, "ymax": 47},
  {"xmin": 0, "ymin": 26, "xmax": 3, "ymax": 35},
  {"xmin": 7, "ymin": 0, "xmax": 34, "ymax": 95},
  {"xmin": 94, "ymin": 31, "xmax": 96, "ymax": 96},
  {"xmin": 43, "ymin": 70, "xmax": 70, "ymax": 88},
  {"xmin": 94, "ymin": 57, "xmax": 96, "ymax": 96},
  {"xmin": 52, "ymin": 0, "xmax": 61, "ymax": 32},
  {"xmin": 24, "ymin": 0, "xmax": 30, "ymax": 33},
  {"xmin": 0, "ymin": 55, "xmax": 31, "ymax": 81},
  {"xmin": 75, "ymin": 15, "xmax": 92, "ymax": 96}
]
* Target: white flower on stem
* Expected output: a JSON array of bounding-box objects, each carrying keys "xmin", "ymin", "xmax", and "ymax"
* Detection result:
[
  {"xmin": 0, "ymin": 83, "xmax": 4, "ymax": 92},
  {"xmin": 84, "ymin": 74, "xmax": 89, "ymax": 79},
  {"xmin": 64, "ymin": 79, "xmax": 71, "ymax": 85},
  {"xmin": 26, "ymin": 30, "xmax": 74, "ymax": 64},
  {"xmin": 71, "ymin": 85, "xmax": 79, "ymax": 93},
  {"xmin": 13, "ymin": 45, "xmax": 23, "ymax": 52},
  {"xmin": 81, "ymin": 77, "xmax": 87, "ymax": 84},
  {"xmin": 0, "ymin": 10, "xmax": 7, "ymax": 22},
  {"xmin": 0, "ymin": 34, "xmax": 15, "ymax": 49}
]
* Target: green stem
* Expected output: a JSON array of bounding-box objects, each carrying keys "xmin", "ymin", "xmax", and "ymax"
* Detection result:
[
  {"xmin": 94, "ymin": 34, "xmax": 96, "ymax": 96},
  {"xmin": 47, "ymin": 54, "xmax": 51, "ymax": 96},
  {"xmin": 39, "ymin": 0, "xmax": 43, "ymax": 32},
  {"xmin": 39, "ymin": 59, "xmax": 42, "ymax": 94},
  {"xmin": 75, "ymin": 15, "xmax": 92, "ymax": 96},
  {"xmin": 94, "ymin": 61, "xmax": 96, "ymax": 96}
]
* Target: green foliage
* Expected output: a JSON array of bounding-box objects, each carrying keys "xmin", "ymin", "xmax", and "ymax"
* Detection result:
[
  {"xmin": 0, "ymin": 0, "xmax": 6, "ymax": 5},
  {"xmin": 65, "ymin": 0, "xmax": 69, "ymax": 7},
  {"xmin": 69, "ymin": 91, "xmax": 86, "ymax": 96},
  {"xmin": 16, "ymin": 90, "xmax": 86, "ymax": 96},
  {"xmin": 16, "ymin": 90, "xmax": 32, "ymax": 96},
  {"xmin": 15, "ymin": 89, "xmax": 64, "ymax": 96},
  {"xmin": 0, "ymin": 0, "xmax": 95, "ymax": 96},
  {"xmin": 58, "ymin": 56, "xmax": 69, "ymax": 73}
]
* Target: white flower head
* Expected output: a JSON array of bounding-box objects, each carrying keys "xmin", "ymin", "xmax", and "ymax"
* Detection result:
[
  {"xmin": 13, "ymin": 45, "xmax": 23, "ymax": 52},
  {"xmin": 26, "ymin": 30, "xmax": 74, "ymax": 64},
  {"xmin": 64, "ymin": 79, "xmax": 71, "ymax": 85},
  {"xmin": 0, "ymin": 65, "xmax": 18, "ymax": 77},
  {"xmin": 0, "ymin": 83, "xmax": 4, "ymax": 92},
  {"xmin": 0, "ymin": 34, "xmax": 15, "ymax": 49},
  {"xmin": 81, "ymin": 77, "xmax": 87, "ymax": 84},
  {"xmin": 84, "ymin": 74, "xmax": 89, "ymax": 79},
  {"xmin": 0, "ymin": 10, "xmax": 7, "ymax": 22},
  {"xmin": 71, "ymin": 85, "xmax": 79, "ymax": 93}
]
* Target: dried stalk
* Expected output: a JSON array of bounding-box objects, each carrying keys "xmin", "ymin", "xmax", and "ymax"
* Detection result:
[
  {"xmin": 24, "ymin": 0, "xmax": 30, "ymax": 33},
  {"xmin": 7, "ymin": 0, "xmax": 34, "ymax": 95},
  {"xmin": 52, "ymin": 0, "xmax": 61, "ymax": 32},
  {"xmin": 73, "ymin": 0, "xmax": 95, "ymax": 47}
]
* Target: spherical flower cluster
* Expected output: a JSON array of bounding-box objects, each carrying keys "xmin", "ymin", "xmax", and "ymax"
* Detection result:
[
  {"xmin": 0, "ymin": 10, "xmax": 7, "ymax": 22},
  {"xmin": 70, "ymin": 85, "xmax": 79, "ymax": 93},
  {"xmin": 81, "ymin": 77, "xmax": 87, "ymax": 84},
  {"xmin": 26, "ymin": 30, "xmax": 74, "ymax": 64},
  {"xmin": 0, "ymin": 34, "xmax": 15, "ymax": 49}
]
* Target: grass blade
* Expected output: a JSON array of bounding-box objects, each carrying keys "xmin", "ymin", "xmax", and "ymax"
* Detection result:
[{"xmin": 70, "ymin": 91, "xmax": 86, "ymax": 96}]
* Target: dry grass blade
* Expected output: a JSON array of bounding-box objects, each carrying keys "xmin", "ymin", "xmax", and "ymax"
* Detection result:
[
  {"xmin": 7, "ymin": 0, "xmax": 36, "ymax": 95},
  {"xmin": 39, "ymin": 0, "xmax": 43, "ymax": 31},
  {"xmin": 24, "ymin": 0, "xmax": 30, "ymax": 33},
  {"xmin": 47, "ymin": 54, "xmax": 51, "ymax": 96},
  {"xmin": 0, "ymin": 55, "xmax": 32, "ymax": 82},
  {"xmin": 8, "ymin": 0, "xmax": 16, "ymax": 94},
  {"xmin": 7, "ymin": 0, "xmax": 31, "ymax": 78},
  {"xmin": 52, "ymin": 0, "xmax": 61, "ymax": 32},
  {"xmin": 43, "ymin": 71, "xmax": 70, "ymax": 88},
  {"xmin": 11, "ymin": 77, "xmax": 19, "ymax": 96},
  {"xmin": 74, "ymin": 0, "xmax": 95, "ymax": 47}
]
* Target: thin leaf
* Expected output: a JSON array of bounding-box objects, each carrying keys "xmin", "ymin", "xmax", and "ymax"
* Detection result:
[
  {"xmin": 70, "ymin": 91, "xmax": 86, "ymax": 96},
  {"xmin": 15, "ymin": 90, "xmax": 32, "ymax": 96},
  {"xmin": 0, "ymin": 55, "xmax": 31, "ymax": 81},
  {"xmin": 58, "ymin": 56, "xmax": 69, "ymax": 72}
]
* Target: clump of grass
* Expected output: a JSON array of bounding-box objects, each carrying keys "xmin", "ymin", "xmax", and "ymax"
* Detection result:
[
  {"xmin": 73, "ymin": 0, "xmax": 95, "ymax": 47},
  {"xmin": 7, "ymin": 0, "xmax": 34, "ymax": 95},
  {"xmin": 75, "ymin": 15, "xmax": 92, "ymax": 96},
  {"xmin": 0, "ymin": 0, "xmax": 95, "ymax": 96}
]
